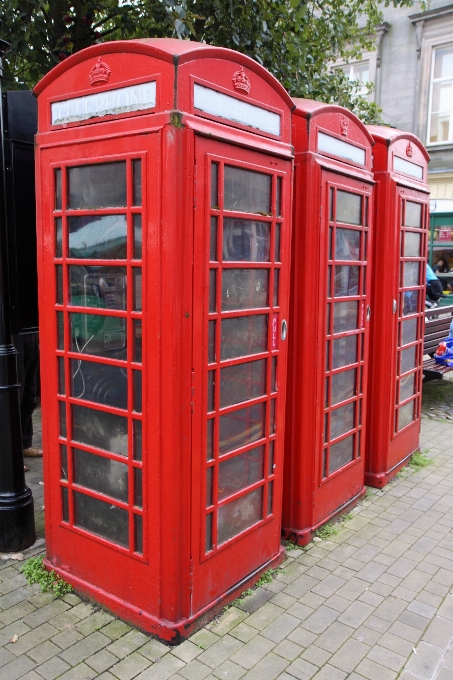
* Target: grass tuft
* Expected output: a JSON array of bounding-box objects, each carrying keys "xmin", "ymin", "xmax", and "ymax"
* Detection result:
[
  {"xmin": 409, "ymin": 452, "xmax": 433, "ymax": 471},
  {"xmin": 22, "ymin": 556, "xmax": 73, "ymax": 597},
  {"xmin": 315, "ymin": 523, "xmax": 339, "ymax": 539}
]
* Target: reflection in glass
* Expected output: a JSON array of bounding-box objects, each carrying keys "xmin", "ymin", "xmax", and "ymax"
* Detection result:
[
  {"xmin": 134, "ymin": 269, "xmax": 142, "ymax": 312},
  {"xmin": 74, "ymin": 491, "xmax": 129, "ymax": 547},
  {"xmin": 132, "ymin": 159, "xmax": 142, "ymax": 206},
  {"xmin": 134, "ymin": 468, "xmax": 142, "ymax": 508},
  {"xmin": 209, "ymin": 270, "xmax": 216, "ymax": 313},
  {"xmin": 334, "ymin": 266, "xmax": 359, "ymax": 296},
  {"xmin": 60, "ymin": 445, "xmax": 68, "ymax": 480},
  {"xmin": 336, "ymin": 191, "xmax": 362, "ymax": 225},
  {"xmin": 70, "ymin": 313, "xmax": 126, "ymax": 360},
  {"xmin": 218, "ymin": 487, "xmax": 263, "ymax": 544},
  {"xmin": 404, "ymin": 232, "xmax": 421, "ymax": 257},
  {"xmin": 275, "ymin": 223, "xmax": 281, "ymax": 262},
  {"xmin": 400, "ymin": 373, "xmax": 416, "ymax": 403},
  {"xmin": 133, "ymin": 214, "xmax": 142, "ymax": 259},
  {"xmin": 276, "ymin": 177, "xmax": 282, "ymax": 217},
  {"xmin": 68, "ymin": 162, "xmax": 126, "ymax": 209},
  {"xmin": 267, "ymin": 480, "xmax": 274, "ymax": 516},
  {"xmin": 57, "ymin": 312, "xmax": 64, "ymax": 350},
  {"xmin": 218, "ymin": 447, "xmax": 264, "ymax": 500},
  {"xmin": 69, "ymin": 266, "xmax": 127, "ymax": 310},
  {"xmin": 55, "ymin": 168, "xmax": 62, "ymax": 210},
  {"xmin": 332, "ymin": 336, "xmax": 357, "ymax": 369},
  {"xmin": 58, "ymin": 357, "xmax": 65, "ymax": 395},
  {"xmin": 219, "ymin": 402, "xmax": 265, "ymax": 455},
  {"xmin": 270, "ymin": 399, "xmax": 276, "ymax": 435},
  {"xmin": 326, "ymin": 339, "xmax": 330, "ymax": 371},
  {"xmin": 398, "ymin": 401, "xmax": 414, "ymax": 430},
  {"xmin": 210, "ymin": 217, "xmax": 218, "ymax": 261},
  {"xmin": 223, "ymin": 219, "xmax": 270, "ymax": 261},
  {"xmin": 206, "ymin": 466, "xmax": 213, "ymax": 506},
  {"xmin": 134, "ymin": 319, "xmax": 142, "ymax": 363},
  {"xmin": 331, "ymin": 369, "xmax": 356, "ymax": 405},
  {"xmin": 271, "ymin": 357, "xmax": 277, "ymax": 392},
  {"xmin": 62, "ymin": 487, "xmax": 69, "ymax": 522},
  {"xmin": 224, "ymin": 166, "xmax": 271, "ymax": 214},
  {"xmin": 402, "ymin": 318, "xmax": 417, "ymax": 345},
  {"xmin": 268, "ymin": 440, "xmax": 274, "ymax": 475},
  {"xmin": 55, "ymin": 218, "xmax": 62, "ymax": 258},
  {"xmin": 404, "ymin": 262, "xmax": 420, "ymax": 287},
  {"xmin": 60, "ymin": 401, "xmax": 67, "ymax": 438},
  {"xmin": 405, "ymin": 202, "xmax": 422, "ymax": 228},
  {"xmin": 74, "ymin": 447, "xmax": 128, "ymax": 501},
  {"xmin": 207, "ymin": 418, "xmax": 214, "ymax": 460},
  {"xmin": 72, "ymin": 404, "xmax": 128, "ymax": 456},
  {"xmin": 273, "ymin": 269, "xmax": 279, "ymax": 307},
  {"xmin": 208, "ymin": 320, "xmax": 216, "ymax": 363},
  {"xmin": 134, "ymin": 515, "xmax": 143, "ymax": 554},
  {"xmin": 333, "ymin": 301, "xmax": 358, "ymax": 333},
  {"xmin": 211, "ymin": 163, "xmax": 219, "ymax": 208},
  {"xmin": 330, "ymin": 403, "xmax": 355, "ymax": 440},
  {"xmin": 335, "ymin": 229, "xmax": 360, "ymax": 260},
  {"xmin": 330, "ymin": 187, "xmax": 334, "ymax": 221},
  {"xmin": 56, "ymin": 265, "xmax": 63, "ymax": 304},
  {"xmin": 71, "ymin": 359, "xmax": 127, "ymax": 409},
  {"xmin": 134, "ymin": 370, "xmax": 142, "ymax": 413},
  {"xmin": 329, "ymin": 435, "xmax": 354, "ymax": 473},
  {"xmin": 208, "ymin": 370, "xmax": 215, "ymax": 412},
  {"xmin": 69, "ymin": 215, "xmax": 127, "ymax": 259},
  {"xmin": 206, "ymin": 513, "xmax": 213, "ymax": 552},
  {"xmin": 401, "ymin": 346, "xmax": 417, "ymax": 374},
  {"xmin": 221, "ymin": 315, "xmax": 267, "ymax": 360},
  {"xmin": 134, "ymin": 420, "xmax": 142, "ymax": 461},
  {"xmin": 220, "ymin": 359, "xmax": 266, "ymax": 408},
  {"xmin": 403, "ymin": 291, "xmax": 419, "ymax": 316},
  {"xmin": 222, "ymin": 269, "xmax": 269, "ymax": 310}
]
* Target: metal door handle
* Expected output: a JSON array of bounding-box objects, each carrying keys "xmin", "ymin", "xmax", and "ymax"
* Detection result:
[
  {"xmin": 281, "ymin": 319, "xmax": 287, "ymax": 341},
  {"xmin": 393, "ymin": 299, "xmax": 397, "ymax": 314},
  {"xmin": 366, "ymin": 306, "xmax": 371, "ymax": 321}
]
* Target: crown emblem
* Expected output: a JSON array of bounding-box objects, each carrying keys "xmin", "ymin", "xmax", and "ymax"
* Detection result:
[
  {"xmin": 89, "ymin": 57, "xmax": 111, "ymax": 86},
  {"xmin": 340, "ymin": 115, "xmax": 349, "ymax": 137},
  {"xmin": 232, "ymin": 66, "xmax": 251, "ymax": 94},
  {"xmin": 406, "ymin": 142, "xmax": 413, "ymax": 158}
]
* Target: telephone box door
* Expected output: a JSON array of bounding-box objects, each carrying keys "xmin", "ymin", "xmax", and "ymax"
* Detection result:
[{"xmin": 191, "ymin": 138, "xmax": 291, "ymax": 613}]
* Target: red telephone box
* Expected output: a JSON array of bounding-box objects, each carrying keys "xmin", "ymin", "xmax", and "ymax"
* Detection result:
[
  {"xmin": 282, "ymin": 100, "xmax": 373, "ymax": 545},
  {"xmin": 365, "ymin": 126, "xmax": 429, "ymax": 487},
  {"xmin": 34, "ymin": 39, "xmax": 294, "ymax": 641}
]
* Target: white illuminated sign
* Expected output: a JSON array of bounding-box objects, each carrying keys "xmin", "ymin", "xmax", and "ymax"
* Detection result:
[
  {"xmin": 394, "ymin": 155, "xmax": 423, "ymax": 180},
  {"xmin": 51, "ymin": 81, "xmax": 157, "ymax": 125},
  {"xmin": 318, "ymin": 132, "xmax": 366, "ymax": 165},
  {"xmin": 194, "ymin": 83, "xmax": 281, "ymax": 136}
]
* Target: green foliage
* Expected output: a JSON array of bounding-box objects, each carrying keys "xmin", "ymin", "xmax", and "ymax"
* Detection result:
[
  {"xmin": 22, "ymin": 556, "xmax": 73, "ymax": 596},
  {"xmin": 0, "ymin": 0, "xmax": 419, "ymax": 121},
  {"xmin": 409, "ymin": 452, "xmax": 433, "ymax": 471},
  {"xmin": 315, "ymin": 522, "xmax": 338, "ymax": 539}
]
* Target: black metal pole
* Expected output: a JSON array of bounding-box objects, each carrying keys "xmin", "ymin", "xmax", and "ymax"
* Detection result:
[{"xmin": 0, "ymin": 39, "xmax": 35, "ymax": 552}]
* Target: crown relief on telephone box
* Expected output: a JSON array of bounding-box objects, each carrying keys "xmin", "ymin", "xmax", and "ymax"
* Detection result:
[{"xmin": 34, "ymin": 38, "xmax": 294, "ymax": 641}]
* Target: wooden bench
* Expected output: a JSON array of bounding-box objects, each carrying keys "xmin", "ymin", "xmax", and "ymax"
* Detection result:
[{"xmin": 423, "ymin": 303, "xmax": 453, "ymax": 380}]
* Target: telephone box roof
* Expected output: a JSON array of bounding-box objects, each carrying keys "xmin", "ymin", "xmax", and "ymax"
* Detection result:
[
  {"xmin": 366, "ymin": 124, "xmax": 430, "ymax": 162},
  {"xmin": 292, "ymin": 98, "xmax": 374, "ymax": 146}
]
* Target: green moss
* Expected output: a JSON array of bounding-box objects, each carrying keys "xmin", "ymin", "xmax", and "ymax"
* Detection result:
[{"xmin": 22, "ymin": 556, "xmax": 73, "ymax": 597}]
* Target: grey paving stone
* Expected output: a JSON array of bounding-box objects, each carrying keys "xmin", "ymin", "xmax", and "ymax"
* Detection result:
[
  {"xmin": 407, "ymin": 599, "xmax": 437, "ymax": 619},
  {"xmin": 272, "ymin": 639, "xmax": 304, "ymax": 661},
  {"xmin": 328, "ymin": 638, "xmax": 369, "ymax": 673},
  {"xmin": 377, "ymin": 631, "xmax": 415, "ymax": 657},
  {"xmin": 60, "ymin": 630, "xmax": 111, "ymax": 665},
  {"xmin": 299, "ymin": 644, "xmax": 331, "ymax": 667},
  {"xmin": 284, "ymin": 655, "xmax": 318, "ymax": 679},
  {"xmin": 207, "ymin": 608, "xmax": 248, "ymax": 638},
  {"xmin": 7, "ymin": 622, "xmax": 58, "ymax": 656},
  {"xmin": 404, "ymin": 641, "xmax": 445, "ymax": 678},
  {"xmin": 310, "ymin": 666, "xmax": 347, "ymax": 680},
  {"xmin": 240, "ymin": 651, "xmax": 289, "ymax": 680},
  {"xmin": 367, "ymin": 644, "xmax": 407, "ymax": 672},
  {"xmin": 171, "ymin": 641, "xmax": 203, "ymax": 663},
  {"xmin": 51, "ymin": 628, "xmax": 84, "ymax": 650},
  {"xmin": 27, "ymin": 639, "xmax": 61, "ymax": 664},
  {"xmin": 387, "ymin": 620, "xmax": 423, "ymax": 644},
  {"xmin": 398, "ymin": 610, "xmax": 432, "ymax": 632},
  {"xmin": 422, "ymin": 615, "xmax": 453, "ymax": 648},
  {"xmin": 178, "ymin": 659, "xmax": 216, "ymax": 680},
  {"xmin": 56, "ymin": 662, "xmax": 97, "ymax": 679},
  {"xmin": 230, "ymin": 635, "xmax": 275, "ymax": 670},
  {"xmin": 355, "ymin": 657, "xmax": 399, "ymax": 680},
  {"xmin": 337, "ymin": 601, "xmax": 374, "ymax": 628},
  {"xmin": 228, "ymin": 623, "xmax": 259, "ymax": 644},
  {"xmin": 355, "ymin": 562, "xmax": 388, "ymax": 583},
  {"xmin": 106, "ymin": 630, "xmax": 149, "ymax": 660},
  {"xmin": 287, "ymin": 627, "xmax": 317, "ymax": 649},
  {"xmin": 138, "ymin": 639, "xmax": 172, "ymax": 662},
  {"xmin": 438, "ymin": 594, "xmax": 453, "ymax": 621},
  {"xmin": 110, "ymin": 651, "xmax": 152, "ymax": 680},
  {"xmin": 283, "ymin": 575, "xmax": 320, "ymax": 599},
  {"xmin": 75, "ymin": 610, "xmax": 114, "ymax": 636},
  {"xmin": 311, "ymin": 575, "xmax": 347, "ymax": 599},
  {"xmin": 245, "ymin": 603, "xmax": 283, "ymax": 631},
  {"xmin": 373, "ymin": 597, "xmax": 408, "ymax": 623},
  {"xmin": 101, "ymin": 620, "xmax": 132, "ymax": 641},
  {"xmin": 436, "ymin": 667, "xmax": 453, "ymax": 680},
  {"xmin": 133, "ymin": 654, "xmax": 185, "ymax": 680},
  {"xmin": 312, "ymin": 621, "xmax": 353, "ymax": 654},
  {"xmin": 33, "ymin": 655, "xmax": 71, "ymax": 680},
  {"xmin": 212, "ymin": 659, "xmax": 246, "ymax": 680},
  {"xmin": 85, "ymin": 648, "xmax": 119, "ymax": 673},
  {"xmin": 236, "ymin": 589, "xmax": 274, "ymax": 614},
  {"xmin": 0, "ymin": 653, "xmax": 36, "ymax": 680},
  {"xmin": 260, "ymin": 613, "xmax": 299, "ymax": 643},
  {"xmin": 301, "ymin": 606, "xmax": 339, "ymax": 634},
  {"xmin": 0, "ymin": 600, "xmax": 36, "ymax": 626},
  {"xmin": 197, "ymin": 634, "xmax": 244, "ymax": 670},
  {"xmin": 23, "ymin": 600, "xmax": 70, "ymax": 629}
]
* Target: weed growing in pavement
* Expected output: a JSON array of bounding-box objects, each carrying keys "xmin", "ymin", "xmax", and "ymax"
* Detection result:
[
  {"xmin": 284, "ymin": 539, "xmax": 301, "ymax": 551},
  {"xmin": 221, "ymin": 566, "xmax": 283, "ymax": 613},
  {"xmin": 22, "ymin": 556, "xmax": 72, "ymax": 596},
  {"xmin": 315, "ymin": 523, "xmax": 339, "ymax": 539},
  {"xmin": 409, "ymin": 452, "xmax": 433, "ymax": 471}
]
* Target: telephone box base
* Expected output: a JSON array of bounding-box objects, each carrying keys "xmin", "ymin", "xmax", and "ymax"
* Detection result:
[
  {"xmin": 364, "ymin": 450, "xmax": 416, "ymax": 489},
  {"xmin": 281, "ymin": 487, "xmax": 366, "ymax": 547},
  {"xmin": 44, "ymin": 546, "xmax": 285, "ymax": 644}
]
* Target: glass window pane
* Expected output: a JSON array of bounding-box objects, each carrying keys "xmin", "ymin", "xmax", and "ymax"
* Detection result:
[
  {"xmin": 270, "ymin": 399, "xmax": 276, "ymax": 435},
  {"xmin": 405, "ymin": 202, "xmax": 422, "ymax": 229},
  {"xmin": 134, "ymin": 370, "xmax": 142, "ymax": 413},
  {"xmin": 68, "ymin": 215, "xmax": 127, "ymax": 259},
  {"xmin": 57, "ymin": 312, "xmax": 64, "ymax": 350},
  {"xmin": 59, "ymin": 401, "xmax": 67, "ymax": 438},
  {"xmin": 70, "ymin": 360, "xmax": 127, "ymax": 409},
  {"xmin": 55, "ymin": 168, "xmax": 62, "ymax": 210},
  {"xmin": 434, "ymin": 46, "xmax": 453, "ymax": 79},
  {"xmin": 58, "ymin": 356, "xmax": 65, "ymax": 395},
  {"xmin": 329, "ymin": 435, "xmax": 354, "ymax": 474},
  {"xmin": 267, "ymin": 480, "xmax": 274, "ymax": 516},
  {"xmin": 271, "ymin": 357, "xmax": 277, "ymax": 392},
  {"xmin": 206, "ymin": 466, "xmax": 213, "ymax": 506},
  {"xmin": 336, "ymin": 191, "xmax": 362, "ymax": 225},
  {"xmin": 331, "ymin": 369, "xmax": 357, "ymax": 405},
  {"xmin": 133, "ymin": 214, "xmax": 142, "ymax": 260},
  {"xmin": 134, "ymin": 468, "xmax": 142, "ymax": 508},
  {"xmin": 223, "ymin": 219, "xmax": 270, "ymax": 262},
  {"xmin": 222, "ymin": 269, "xmax": 269, "ymax": 311},
  {"xmin": 330, "ymin": 403, "xmax": 355, "ymax": 440},
  {"xmin": 208, "ymin": 320, "xmax": 216, "ymax": 363},
  {"xmin": 60, "ymin": 445, "xmax": 68, "ymax": 480},
  {"xmin": 398, "ymin": 401, "xmax": 415, "ymax": 430},
  {"xmin": 74, "ymin": 491, "xmax": 129, "ymax": 547},
  {"xmin": 134, "ymin": 269, "xmax": 142, "ymax": 312},
  {"xmin": 72, "ymin": 404, "xmax": 128, "ymax": 456},
  {"xmin": 210, "ymin": 270, "xmax": 216, "ymax": 313},
  {"xmin": 218, "ymin": 487, "xmax": 263, "ymax": 544},
  {"xmin": 219, "ymin": 402, "xmax": 265, "ymax": 455},
  {"xmin": 62, "ymin": 487, "xmax": 69, "ymax": 522},
  {"xmin": 276, "ymin": 178, "xmax": 282, "ymax": 217},
  {"xmin": 401, "ymin": 346, "xmax": 417, "ymax": 374},
  {"xmin": 403, "ymin": 291, "xmax": 419, "ymax": 316},
  {"xmin": 218, "ymin": 446, "xmax": 264, "ymax": 500},
  {"xmin": 220, "ymin": 359, "xmax": 266, "ymax": 409},
  {"xmin": 74, "ymin": 447, "xmax": 128, "ymax": 501},
  {"xmin": 55, "ymin": 218, "xmax": 62, "ymax": 258},
  {"xmin": 69, "ymin": 266, "xmax": 127, "ymax": 310},
  {"xmin": 334, "ymin": 266, "xmax": 359, "ymax": 296},
  {"xmin": 404, "ymin": 232, "xmax": 421, "ymax": 257},
  {"xmin": 206, "ymin": 513, "xmax": 213, "ymax": 552},
  {"xmin": 335, "ymin": 229, "xmax": 361, "ymax": 260},
  {"xmin": 70, "ymin": 313, "xmax": 126, "ymax": 360},
  {"xmin": 132, "ymin": 159, "xmax": 142, "ymax": 206},
  {"xmin": 274, "ymin": 224, "xmax": 281, "ymax": 262},
  {"xmin": 224, "ymin": 166, "xmax": 271, "ymax": 214},
  {"xmin": 333, "ymin": 301, "xmax": 358, "ymax": 333},
  {"xmin": 134, "ymin": 319, "xmax": 142, "ymax": 363},
  {"xmin": 56, "ymin": 265, "xmax": 63, "ymax": 305},
  {"xmin": 207, "ymin": 418, "xmax": 214, "ymax": 460},
  {"xmin": 400, "ymin": 373, "xmax": 416, "ymax": 403},
  {"xmin": 273, "ymin": 269, "xmax": 279, "ymax": 307},
  {"xmin": 68, "ymin": 162, "xmax": 126, "ymax": 209},
  {"xmin": 134, "ymin": 514, "xmax": 143, "ymax": 554},
  {"xmin": 208, "ymin": 370, "xmax": 215, "ymax": 412},
  {"xmin": 210, "ymin": 217, "xmax": 218, "ymax": 261},
  {"xmin": 404, "ymin": 262, "xmax": 420, "ymax": 287},
  {"xmin": 133, "ymin": 420, "xmax": 142, "ymax": 461},
  {"xmin": 221, "ymin": 315, "xmax": 267, "ymax": 360},
  {"xmin": 268, "ymin": 441, "xmax": 274, "ymax": 475},
  {"xmin": 402, "ymin": 318, "xmax": 418, "ymax": 345},
  {"xmin": 332, "ymin": 335, "xmax": 358, "ymax": 369},
  {"xmin": 211, "ymin": 163, "xmax": 219, "ymax": 208}
]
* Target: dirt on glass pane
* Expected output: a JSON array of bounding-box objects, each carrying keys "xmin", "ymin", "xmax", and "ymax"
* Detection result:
[
  {"xmin": 220, "ymin": 359, "xmax": 266, "ymax": 409},
  {"xmin": 223, "ymin": 219, "xmax": 270, "ymax": 261},
  {"xmin": 68, "ymin": 162, "xmax": 126, "ymax": 209},
  {"xmin": 219, "ymin": 403, "xmax": 265, "ymax": 455},
  {"xmin": 218, "ymin": 446, "xmax": 264, "ymax": 500},
  {"xmin": 222, "ymin": 269, "xmax": 269, "ymax": 310},
  {"xmin": 224, "ymin": 166, "xmax": 271, "ymax": 214},
  {"xmin": 74, "ymin": 491, "xmax": 129, "ymax": 547},
  {"xmin": 221, "ymin": 315, "xmax": 267, "ymax": 360},
  {"xmin": 217, "ymin": 487, "xmax": 263, "ymax": 544},
  {"xmin": 329, "ymin": 434, "xmax": 354, "ymax": 474},
  {"xmin": 73, "ymin": 447, "xmax": 128, "ymax": 501}
]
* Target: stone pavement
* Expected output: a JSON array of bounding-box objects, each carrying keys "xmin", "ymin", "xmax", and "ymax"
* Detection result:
[{"xmin": 1, "ymin": 399, "xmax": 453, "ymax": 680}]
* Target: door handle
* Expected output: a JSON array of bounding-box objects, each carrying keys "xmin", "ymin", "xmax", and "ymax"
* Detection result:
[
  {"xmin": 281, "ymin": 319, "xmax": 288, "ymax": 341},
  {"xmin": 366, "ymin": 306, "xmax": 371, "ymax": 321},
  {"xmin": 393, "ymin": 299, "xmax": 397, "ymax": 314}
]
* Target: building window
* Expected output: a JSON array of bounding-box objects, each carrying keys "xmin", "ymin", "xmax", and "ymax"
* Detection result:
[
  {"xmin": 336, "ymin": 61, "xmax": 371, "ymax": 98},
  {"xmin": 428, "ymin": 44, "xmax": 453, "ymax": 144}
]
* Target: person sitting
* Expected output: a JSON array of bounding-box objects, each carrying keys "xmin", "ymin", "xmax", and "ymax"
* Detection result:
[{"xmin": 426, "ymin": 263, "xmax": 444, "ymax": 305}]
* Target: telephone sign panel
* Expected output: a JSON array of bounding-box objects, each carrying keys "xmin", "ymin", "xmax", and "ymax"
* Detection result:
[
  {"xmin": 282, "ymin": 100, "xmax": 374, "ymax": 546},
  {"xmin": 35, "ymin": 39, "xmax": 293, "ymax": 640},
  {"xmin": 365, "ymin": 126, "xmax": 429, "ymax": 487}
]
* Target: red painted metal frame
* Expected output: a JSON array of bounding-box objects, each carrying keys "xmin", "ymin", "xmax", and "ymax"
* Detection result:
[
  {"xmin": 34, "ymin": 38, "xmax": 293, "ymax": 641},
  {"xmin": 282, "ymin": 100, "xmax": 374, "ymax": 546},
  {"xmin": 365, "ymin": 126, "xmax": 429, "ymax": 488}
]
